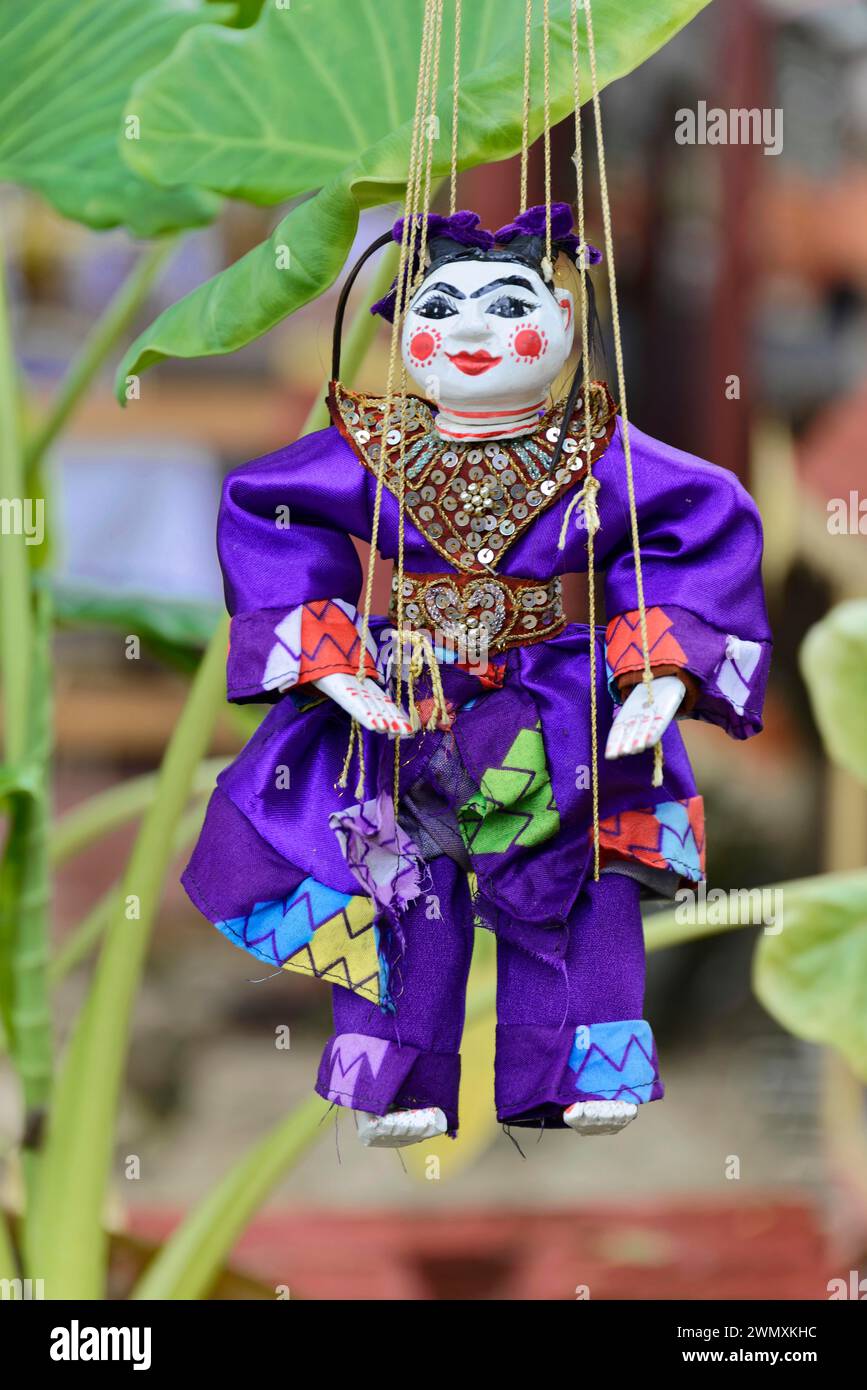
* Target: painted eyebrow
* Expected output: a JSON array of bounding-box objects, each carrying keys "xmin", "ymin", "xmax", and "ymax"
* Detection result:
[
  {"xmin": 415, "ymin": 281, "xmax": 466, "ymax": 300},
  {"xmin": 470, "ymin": 276, "xmax": 538, "ymax": 298}
]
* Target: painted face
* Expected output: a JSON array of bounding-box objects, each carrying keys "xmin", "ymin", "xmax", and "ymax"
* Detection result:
[{"xmin": 401, "ymin": 256, "xmax": 574, "ymax": 410}]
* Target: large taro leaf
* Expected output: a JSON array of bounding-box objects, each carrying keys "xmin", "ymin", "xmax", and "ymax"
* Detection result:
[
  {"xmin": 116, "ymin": 0, "xmax": 710, "ymax": 393},
  {"xmin": 800, "ymin": 600, "xmax": 867, "ymax": 789},
  {"xmin": 753, "ymin": 871, "xmax": 867, "ymax": 1083},
  {"xmin": 0, "ymin": 0, "xmax": 233, "ymax": 237}
]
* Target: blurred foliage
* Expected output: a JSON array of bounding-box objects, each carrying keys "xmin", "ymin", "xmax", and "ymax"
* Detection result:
[
  {"xmin": 749, "ymin": 600, "xmax": 867, "ymax": 1081},
  {"xmin": 800, "ymin": 599, "xmax": 867, "ymax": 789},
  {"xmin": 115, "ymin": 0, "xmax": 710, "ymax": 389},
  {"xmin": 50, "ymin": 578, "xmax": 221, "ymax": 674},
  {"xmin": 209, "ymin": 0, "xmax": 265, "ymax": 27},
  {"xmin": 0, "ymin": 0, "xmax": 230, "ymax": 235},
  {"xmin": 753, "ymin": 870, "xmax": 867, "ymax": 1084}
]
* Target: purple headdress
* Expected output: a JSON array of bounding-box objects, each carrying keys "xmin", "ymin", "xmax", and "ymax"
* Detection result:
[
  {"xmin": 494, "ymin": 202, "xmax": 603, "ymax": 268},
  {"xmin": 369, "ymin": 203, "xmax": 602, "ymax": 323},
  {"xmin": 369, "ymin": 210, "xmax": 493, "ymax": 322}
]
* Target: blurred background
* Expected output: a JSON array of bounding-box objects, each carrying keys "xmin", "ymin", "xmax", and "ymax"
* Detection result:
[{"xmin": 2, "ymin": 0, "xmax": 866, "ymax": 1299}]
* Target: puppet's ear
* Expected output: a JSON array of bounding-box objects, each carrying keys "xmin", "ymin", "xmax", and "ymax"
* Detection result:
[{"xmin": 557, "ymin": 288, "xmax": 574, "ymax": 333}]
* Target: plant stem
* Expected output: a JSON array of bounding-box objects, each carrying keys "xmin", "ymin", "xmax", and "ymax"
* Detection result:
[
  {"xmin": 641, "ymin": 869, "xmax": 867, "ymax": 952},
  {"xmin": 23, "ymin": 240, "xmax": 176, "ymax": 473},
  {"xmin": 130, "ymin": 939, "xmax": 498, "ymax": 1301},
  {"xmin": 11, "ymin": 590, "xmax": 53, "ymax": 1151},
  {"xmin": 50, "ymin": 797, "xmax": 210, "ymax": 984},
  {"xmin": 0, "ymin": 231, "xmax": 50, "ymax": 1200},
  {"xmin": 26, "ymin": 617, "xmax": 228, "ymax": 1296},
  {"xmin": 131, "ymin": 1094, "xmax": 327, "ymax": 1300},
  {"xmin": 0, "ymin": 225, "xmax": 32, "ymax": 764},
  {"xmin": 6, "ymin": 240, "xmax": 181, "ymax": 1222},
  {"xmin": 0, "ymin": 1206, "xmax": 17, "ymax": 1282},
  {"xmin": 51, "ymin": 757, "xmax": 226, "ymax": 868}
]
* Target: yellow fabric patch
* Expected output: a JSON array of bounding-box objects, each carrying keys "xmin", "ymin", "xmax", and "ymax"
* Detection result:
[{"xmin": 281, "ymin": 895, "xmax": 380, "ymax": 1002}]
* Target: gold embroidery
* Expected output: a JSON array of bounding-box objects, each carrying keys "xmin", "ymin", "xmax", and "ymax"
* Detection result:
[
  {"xmin": 389, "ymin": 571, "xmax": 565, "ymax": 655},
  {"xmin": 327, "ymin": 380, "xmax": 616, "ymax": 574}
]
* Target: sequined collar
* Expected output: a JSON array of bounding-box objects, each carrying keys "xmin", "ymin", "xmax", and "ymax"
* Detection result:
[{"xmin": 327, "ymin": 380, "xmax": 616, "ymax": 574}]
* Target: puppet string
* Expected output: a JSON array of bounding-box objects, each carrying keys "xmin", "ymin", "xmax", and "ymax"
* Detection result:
[
  {"xmin": 564, "ymin": 0, "xmax": 604, "ymax": 874},
  {"xmin": 345, "ymin": 0, "xmax": 439, "ymax": 797},
  {"xmin": 394, "ymin": 0, "xmax": 444, "ymax": 806},
  {"xmin": 449, "ymin": 0, "xmax": 462, "ymax": 214},
  {"xmin": 582, "ymin": 0, "xmax": 663, "ymax": 790},
  {"xmin": 542, "ymin": 0, "xmax": 553, "ymax": 272},
  {"xmin": 519, "ymin": 0, "xmax": 533, "ymax": 212}
]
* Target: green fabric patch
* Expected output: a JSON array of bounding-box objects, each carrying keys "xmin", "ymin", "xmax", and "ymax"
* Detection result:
[{"xmin": 458, "ymin": 721, "xmax": 560, "ymax": 856}]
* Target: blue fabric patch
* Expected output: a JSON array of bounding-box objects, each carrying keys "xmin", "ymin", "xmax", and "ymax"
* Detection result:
[
  {"xmin": 655, "ymin": 799, "xmax": 702, "ymax": 881},
  {"xmin": 217, "ymin": 876, "xmax": 353, "ymax": 968},
  {"xmin": 604, "ymin": 658, "xmax": 622, "ymax": 705},
  {"xmin": 567, "ymin": 1019, "xmax": 659, "ymax": 1104},
  {"xmin": 374, "ymin": 925, "xmax": 396, "ymax": 1015}
]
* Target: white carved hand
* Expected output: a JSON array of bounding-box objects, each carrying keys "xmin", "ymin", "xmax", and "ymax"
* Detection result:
[
  {"xmin": 605, "ymin": 675, "xmax": 686, "ymax": 760},
  {"xmin": 313, "ymin": 671, "xmax": 414, "ymax": 738}
]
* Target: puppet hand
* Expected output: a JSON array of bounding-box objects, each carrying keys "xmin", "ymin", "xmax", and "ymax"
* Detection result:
[
  {"xmin": 313, "ymin": 671, "xmax": 414, "ymax": 738},
  {"xmin": 605, "ymin": 675, "xmax": 686, "ymax": 760}
]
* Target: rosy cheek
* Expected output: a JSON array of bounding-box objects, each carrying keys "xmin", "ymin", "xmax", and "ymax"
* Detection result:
[
  {"xmin": 510, "ymin": 323, "xmax": 548, "ymax": 364},
  {"xmin": 408, "ymin": 328, "xmax": 441, "ymax": 366}
]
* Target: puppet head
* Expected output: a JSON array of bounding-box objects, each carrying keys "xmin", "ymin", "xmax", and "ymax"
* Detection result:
[{"xmin": 370, "ymin": 205, "xmax": 601, "ymax": 440}]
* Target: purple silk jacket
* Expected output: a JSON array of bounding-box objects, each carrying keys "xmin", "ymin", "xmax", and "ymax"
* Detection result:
[{"xmin": 182, "ymin": 396, "xmax": 771, "ymax": 1004}]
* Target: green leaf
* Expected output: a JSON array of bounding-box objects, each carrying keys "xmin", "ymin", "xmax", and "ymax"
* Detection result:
[
  {"xmin": 0, "ymin": 0, "xmax": 232, "ymax": 236},
  {"xmin": 121, "ymin": 179, "xmax": 361, "ymax": 380},
  {"xmin": 209, "ymin": 0, "xmax": 264, "ymax": 27},
  {"xmin": 52, "ymin": 580, "xmax": 221, "ymax": 652},
  {"xmin": 116, "ymin": 0, "xmax": 710, "ymax": 389},
  {"xmin": 753, "ymin": 870, "xmax": 867, "ymax": 1082},
  {"xmin": 800, "ymin": 599, "xmax": 867, "ymax": 789}
]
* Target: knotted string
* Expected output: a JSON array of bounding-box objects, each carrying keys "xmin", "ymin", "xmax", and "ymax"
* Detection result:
[
  {"xmin": 405, "ymin": 630, "xmax": 451, "ymax": 733},
  {"xmin": 557, "ymin": 468, "xmax": 601, "ymax": 551}
]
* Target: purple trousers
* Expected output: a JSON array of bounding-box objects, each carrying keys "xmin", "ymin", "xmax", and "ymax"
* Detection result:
[{"xmin": 315, "ymin": 860, "xmax": 663, "ymax": 1134}]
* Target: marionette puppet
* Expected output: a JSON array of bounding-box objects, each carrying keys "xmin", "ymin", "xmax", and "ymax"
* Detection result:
[{"xmin": 182, "ymin": 0, "xmax": 771, "ymax": 1149}]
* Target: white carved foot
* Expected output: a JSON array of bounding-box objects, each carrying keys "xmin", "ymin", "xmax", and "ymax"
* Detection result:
[
  {"xmin": 356, "ymin": 1106, "xmax": 448, "ymax": 1148},
  {"xmin": 563, "ymin": 1100, "xmax": 638, "ymax": 1136}
]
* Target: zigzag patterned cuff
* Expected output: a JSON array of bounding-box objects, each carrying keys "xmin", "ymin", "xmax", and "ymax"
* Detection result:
[
  {"xmin": 605, "ymin": 605, "xmax": 770, "ymax": 740},
  {"xmin": 226, "ymin": 599, "xmax": 379, "ymax": 701},
  {"xmin": 566, "ymin": 1019, "xmax": 664, "ymax": 1104}
]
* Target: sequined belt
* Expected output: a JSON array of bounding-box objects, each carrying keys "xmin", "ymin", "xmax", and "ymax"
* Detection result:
[{"xmin": 389, "ymin": 571, "xmax": 565, "ymax": 655}]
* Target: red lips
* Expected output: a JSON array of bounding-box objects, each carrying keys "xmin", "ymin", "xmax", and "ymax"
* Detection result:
[{"xmin": 446, "ymin": 349, "xmax": 502, "ymax": 376}]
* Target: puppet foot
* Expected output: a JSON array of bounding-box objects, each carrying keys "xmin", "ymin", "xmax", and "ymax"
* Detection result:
[
  {"xmin": 563, "ymin": 1100, "xmax": 638, "ymax": 1136},
  {"xmin": 356, "ymin": 1106, "xmax": 448, "ymax": 1148}
]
